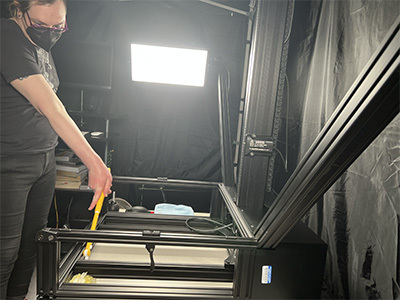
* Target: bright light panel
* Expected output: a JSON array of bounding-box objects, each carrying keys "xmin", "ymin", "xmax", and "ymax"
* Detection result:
[{"xmin": 131, "ymin": 44, "xmax": 208, "ymax": 87}]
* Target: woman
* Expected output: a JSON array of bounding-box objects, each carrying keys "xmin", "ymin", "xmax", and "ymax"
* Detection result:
[{"xmin": 0, "ymin": 0, "xmax": 112, "ymax": 298}]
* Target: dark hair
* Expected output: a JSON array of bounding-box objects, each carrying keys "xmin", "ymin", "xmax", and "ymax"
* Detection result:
[{"xmin": 8, "ymin": 0, "xmax": 67, "ymax": 18}]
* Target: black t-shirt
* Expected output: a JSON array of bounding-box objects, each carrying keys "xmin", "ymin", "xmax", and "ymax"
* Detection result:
[{"xmin": 1, "ymin": 18, "xmax": 59, "ymax": 155}]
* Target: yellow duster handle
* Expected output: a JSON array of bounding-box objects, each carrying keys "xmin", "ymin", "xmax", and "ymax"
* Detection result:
[
  {"xmin": 82, "ymin": 192, "xmax": 105, "ymax": 259},
  {"xmin": 90, "ymin": 193, "xmax": 105, "ymax": 231}
]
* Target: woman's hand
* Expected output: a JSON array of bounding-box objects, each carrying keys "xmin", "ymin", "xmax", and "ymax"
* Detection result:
[{"xmin": 87, "ymin": 163, "xmax": 112, "ymax": 210}]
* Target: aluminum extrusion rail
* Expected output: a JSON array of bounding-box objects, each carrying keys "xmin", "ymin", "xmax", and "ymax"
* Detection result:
[
  {"xmin": 37, "ymin": 228, "xmax": 258, "ymax": 249},
  {"xmin": 112, "ymin": 176, "xmax": 220, "ymax": 189},
  {"xmin": 218, "ymin": 184, "xmax": 254, "ymax": 239}
]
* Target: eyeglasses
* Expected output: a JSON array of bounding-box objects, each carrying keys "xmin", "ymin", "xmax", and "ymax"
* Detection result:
[{"xmin": 25, "ymin": 11, "xmax": 68, "ymax": 33}]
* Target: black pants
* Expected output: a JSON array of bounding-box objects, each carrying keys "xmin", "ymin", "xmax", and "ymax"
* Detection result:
[{"xmin": 0, "ymin": 150, "xmax": 56, "ymax": 300}]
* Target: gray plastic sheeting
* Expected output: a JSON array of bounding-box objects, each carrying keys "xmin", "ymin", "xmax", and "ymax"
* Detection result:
[
  {"xmin": 308, "ymin": 115, "xmax": 400, "ymax": 299},
  {"xmin": 291, "ymin": 0, "xmax": 400, "ymax": 298}
]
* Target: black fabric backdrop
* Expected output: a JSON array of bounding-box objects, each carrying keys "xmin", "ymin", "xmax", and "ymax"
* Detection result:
[
  {"xmin": 272, "ymin": 1, "xmax": 400, "ymax": 298},
  {"xmin": 52, "ymin": 0, "xmax": 248, "ymax": 183},
  {"xmin": 38, "ymin": 0, "xmax": 248, "ymax": 217}
]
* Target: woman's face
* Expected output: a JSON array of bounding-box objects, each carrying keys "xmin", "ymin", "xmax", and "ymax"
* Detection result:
[
  {"xmin": 17, "ymin": 0, "xmax": 67, "ymax": 50},
  {"xmin": 24, "ymin": 0, "xmax": 66, "ymax": 30}
]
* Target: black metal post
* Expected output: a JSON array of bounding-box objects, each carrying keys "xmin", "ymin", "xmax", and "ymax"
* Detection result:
[
  {"xmin": 236, "ymin": 0, "xmax": 291, "ymax": 226},
  {"xmin": 36, "ymin": 231, "xmax": 60, "ymax": 299}
]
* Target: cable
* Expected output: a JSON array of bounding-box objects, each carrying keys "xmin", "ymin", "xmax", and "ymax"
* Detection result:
[
  {"xmin": 186, "ymin": 217, "xmax": 235, "ymax": 258},
  {"xmin": 160, "ymin": 187, "xmax": 167, "ymax": 203},
  {"xmin": 274, "ymin": 146, "xmax": 288, "ymax": 173},
  {"xmin": 53, "ymin": 194, "xmax": 59, "ymax": 228},
  {"xmin": 283, "ymin": 0, "xmax": 295, "ymax": 44},
  {"xmin": 145, "ymin": 243, "xmax": 155, "ymax": 272},
  {"xmin": 140, "ymin": 184, "xmax": 145, "ymax": 206},
  {"xmin": 65, "ymin": 196, "xmax": 74, "ymax": 228},
  {"xmin": 284, "ymin": 73, "xmax": 290, "ymax": 172},
  {"xmin": 185, "ymin": 217, "xmax": 233, "ymax": 235},
  {"xmin": 186, "ymin": 215, "xmax": 236, "ymax": 258}
]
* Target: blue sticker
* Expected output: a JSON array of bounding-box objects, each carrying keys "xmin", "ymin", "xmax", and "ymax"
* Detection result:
[{"xmin": 261, "ymin": 265, "xmax": 272, "ymax": 284}]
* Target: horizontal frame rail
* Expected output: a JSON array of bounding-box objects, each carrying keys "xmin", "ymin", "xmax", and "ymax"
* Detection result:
[{"xmin": 38, "ymin": 228, "xmax": 258, "ymax": 249}]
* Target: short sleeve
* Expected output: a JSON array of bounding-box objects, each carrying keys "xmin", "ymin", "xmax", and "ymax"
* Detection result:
[{"xmin": 1, "ymin": 20, "xmax": 41, "ymax": 83}]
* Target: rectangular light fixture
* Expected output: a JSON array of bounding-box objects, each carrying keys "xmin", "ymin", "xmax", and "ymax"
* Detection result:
[{"xmin": 131, "ymin": 44, "xmax": 208, "ymax": 87}]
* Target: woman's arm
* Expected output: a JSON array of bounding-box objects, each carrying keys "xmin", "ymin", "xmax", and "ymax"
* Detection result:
[{"xmin": 11, "ymin": 74, "xmax": 112, "ymax": 210}]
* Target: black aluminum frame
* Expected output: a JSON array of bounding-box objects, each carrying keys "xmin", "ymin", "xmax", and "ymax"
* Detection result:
[
  {"xmin": 37, "ymin": 180, "xmax": 256, "ymax": 299},
  {"xmin": 236, "ymin": 0, "xmax": 292, "ymax": 227}
]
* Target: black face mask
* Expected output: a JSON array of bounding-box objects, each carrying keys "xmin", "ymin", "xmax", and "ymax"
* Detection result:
[{"xmin": 26, "ymin": 27, "xmax": 63, "ymax": 52}]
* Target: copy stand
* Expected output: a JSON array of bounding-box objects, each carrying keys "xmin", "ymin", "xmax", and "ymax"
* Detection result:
[{"xmin": 36, "ymin": 178, "xmax": 326, "ymax": 299}]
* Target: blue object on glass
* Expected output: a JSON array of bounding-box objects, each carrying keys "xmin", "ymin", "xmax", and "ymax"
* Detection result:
[{"xmin": 154, "ymin": 203, "xmax": 194, "ymax": 216}]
